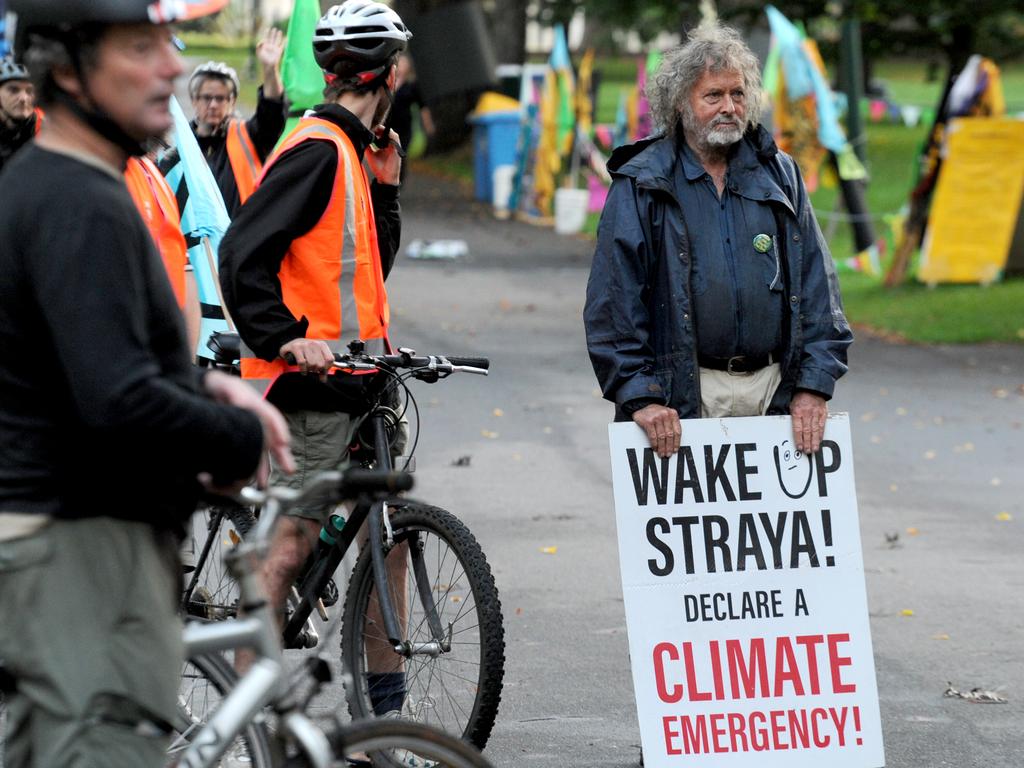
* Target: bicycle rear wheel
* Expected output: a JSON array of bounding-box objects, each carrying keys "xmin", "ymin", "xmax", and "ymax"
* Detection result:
[
  {"xmin": 169, "ymin": 653, "xmax": 274, "ymax": 768},
  {"xmin": 182, "ymin": 505, "xmax": 256, "ymax": 621},
  {"xmin": 340, "ymin": 502, "xmax": 505, "ymax": 753},
  {"xmin": 330, "ymin": 718, "xmax": 493, "ymax": 768}
]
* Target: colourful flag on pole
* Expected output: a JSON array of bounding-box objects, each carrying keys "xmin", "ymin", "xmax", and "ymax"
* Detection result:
[
  {"xmin": 280, "ymin": 0, "xmax": 324, "ymax": 140},
  {"xmin": 165, "ymin": 96, "xmax": 235, "ymax": 360},
  {"xmin": 0, "ymin": 0, "xmax": 10, "ymax": 57}
]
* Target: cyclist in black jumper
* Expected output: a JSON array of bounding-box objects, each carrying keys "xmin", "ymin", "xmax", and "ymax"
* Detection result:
[{"xmin": 0, "ymin": 1, "xmax": 293, "ymax": 765}]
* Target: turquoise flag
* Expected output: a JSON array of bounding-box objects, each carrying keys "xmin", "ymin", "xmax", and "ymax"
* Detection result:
[
  {"xmin": 279, "ymin": 0, "xmax": 324, "ymax": 142},
  {"xmin": 166, "ymin": 96, "xmax": 235, "ymax": 360}
]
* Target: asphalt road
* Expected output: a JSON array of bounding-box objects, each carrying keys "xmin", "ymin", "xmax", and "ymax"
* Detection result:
[{"xmin": 375, "ymin": 167, "xmax": 1024, "ymax": 768}]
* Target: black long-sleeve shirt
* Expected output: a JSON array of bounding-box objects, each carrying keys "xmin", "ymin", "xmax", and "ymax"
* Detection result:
[
  {"xmin": 0, "ymin": 112, "xmax": 39, "ymax": 177},
  {"xmin": 0, "ymin": 146, "xmax": 264, "ymax": 526},
  {"xmin": 159, "ymin": 86, "xmax": 286, "ymax": 217},
  {"xmin": 219, "ymin": 103, "xmax": 401, "ymax": 413}
]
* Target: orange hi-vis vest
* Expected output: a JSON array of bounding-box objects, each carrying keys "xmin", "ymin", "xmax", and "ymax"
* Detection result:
[
  {"xmin": 240, "ymin": 116, "xmax": 390, "ymax": 383},
  {"xmin": 124, "ymin": 156, "xmax": 189, "ymax": 309},
  {"xmin": 225, "ymin": 118, "xmax": 262, "ymax": 204},
  {"xmin": 32, "ymin": 108, "xmax": 44, "ymax": 136}
]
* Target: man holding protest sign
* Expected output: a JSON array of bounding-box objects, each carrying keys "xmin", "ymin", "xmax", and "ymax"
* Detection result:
[{"xmin": 584, "ymin": 22, "xmax": 852, "ymax": 459}]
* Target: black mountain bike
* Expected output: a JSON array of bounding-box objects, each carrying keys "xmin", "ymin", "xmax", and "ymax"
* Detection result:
[{"xmin": 181, "ymin": 339, "xmax": 506, "ymax": 759}]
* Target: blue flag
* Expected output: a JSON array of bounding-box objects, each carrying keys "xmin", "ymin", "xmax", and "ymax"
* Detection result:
[
  {"xmin": 0, "ymin": 0, "xmax": 10, "ymax": 58},
  {"xmin": 166, "ymin": 96, "xmax": 235, "ymax": 360}
]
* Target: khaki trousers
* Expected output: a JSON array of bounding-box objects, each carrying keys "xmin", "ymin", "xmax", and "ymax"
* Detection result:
[
  {"xmin": 699, "ymin": 363, "xmax": 783, "ymax": 418},
  {"xmin": 0, "ymin": 517, "xmax": 182, "ymax": 768}
]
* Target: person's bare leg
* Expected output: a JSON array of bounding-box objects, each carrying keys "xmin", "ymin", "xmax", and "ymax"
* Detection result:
[{"xmin": 235, "ymin": 516, "xmax": 320, "ymax": 675}]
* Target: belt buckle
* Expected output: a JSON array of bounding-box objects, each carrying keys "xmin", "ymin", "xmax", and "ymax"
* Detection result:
[{"xmin": 726, "ymin": 356, "xmax": 745, "ymax": 376}]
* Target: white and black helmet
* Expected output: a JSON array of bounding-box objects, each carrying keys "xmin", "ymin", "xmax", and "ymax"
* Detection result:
[
  {"xmin": 0, "ymin": 57, "xmax": 30, "ymax": 85},
  {"xmin": 313, "ymin": 1, "xmax": 411, "ymax": 84},
  {"xmin": 188, "ymin": 60, "xmax": 241, "ymax": 99}
]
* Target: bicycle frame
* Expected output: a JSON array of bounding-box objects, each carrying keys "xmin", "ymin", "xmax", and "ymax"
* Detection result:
[
  {"xmin": 177, "ymin": 493, "xmax": 333, "ymax": 768},
  {"xmin": 281, "ymin": 408, "xmax": 448, "ymax": 655}
]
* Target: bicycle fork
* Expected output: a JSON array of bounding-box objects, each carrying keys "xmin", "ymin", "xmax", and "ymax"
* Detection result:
[{"xmin": 368, "ymin": 413, "xmax": 451, "ymax": 658}]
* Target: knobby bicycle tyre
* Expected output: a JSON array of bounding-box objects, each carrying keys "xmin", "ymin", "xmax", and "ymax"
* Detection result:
[
  {"xmin": 330, "ymin": 718, "xmax": 493, "ymax": 768},
  {"xmin": 182, "ymin": 505, "xmax": 257, "ymax": 621},
  {"xmin": 169, "ymin": 652, "xmax": 274, "ymax": 768},
  {"xmin": 340, "ymin": 502, "xmax": 505, "ymax": 755}
]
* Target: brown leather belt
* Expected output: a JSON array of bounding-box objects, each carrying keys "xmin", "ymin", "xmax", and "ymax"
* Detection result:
[{"xmin": 698, "ymin": 352, "xmax": 778, "ymax": 375}]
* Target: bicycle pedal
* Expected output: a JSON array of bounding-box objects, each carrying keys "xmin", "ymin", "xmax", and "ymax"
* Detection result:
[{"xmin": 321, "ymin": 577, "xmax": 339, "ymax": 608}]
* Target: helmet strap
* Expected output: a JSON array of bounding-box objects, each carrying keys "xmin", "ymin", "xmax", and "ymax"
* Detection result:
[{"xmin": 57, "ymin": 29, "xmax": 148, "ymax": 157}]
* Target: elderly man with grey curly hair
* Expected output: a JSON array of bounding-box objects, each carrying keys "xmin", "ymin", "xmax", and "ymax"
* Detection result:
[{"xmin": 584, "ymin": 21, "xmax": 852, "ymax": 459}]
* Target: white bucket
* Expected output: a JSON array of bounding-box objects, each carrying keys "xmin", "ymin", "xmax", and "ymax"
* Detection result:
[
  {"xmin": 554, "ymin": 188, "xmax": 590, "ymax": 235},
  {"xmin": 492, "ymin": 164, "xmax": 516, "ymax": 218}
]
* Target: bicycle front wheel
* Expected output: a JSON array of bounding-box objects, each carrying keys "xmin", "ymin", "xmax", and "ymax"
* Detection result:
[
  {"xmin": 169, "ymin": 653, "xmax": 274, "ymax": 768},
  {"xmin": 330, "ymin": 718, "xmax": 493, "ymax": 768},
  {"xmin": 340, "ymin": 502, "xmax": 505, "ymax": 751}
]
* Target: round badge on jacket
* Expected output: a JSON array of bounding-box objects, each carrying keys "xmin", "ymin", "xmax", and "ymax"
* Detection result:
[{"xmin": 752, "ymin": 233, "xmax": 772, "ymax": 253}]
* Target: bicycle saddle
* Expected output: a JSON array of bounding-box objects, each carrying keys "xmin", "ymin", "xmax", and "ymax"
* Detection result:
[{"xmin": 206, "ymin": 331, "xmax": 241, "ymax": 365}]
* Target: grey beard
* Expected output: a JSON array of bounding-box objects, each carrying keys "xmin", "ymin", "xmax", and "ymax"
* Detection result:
[{"xmin": 705, "ymin": 125, "xmax": 743, "ymax": 146}]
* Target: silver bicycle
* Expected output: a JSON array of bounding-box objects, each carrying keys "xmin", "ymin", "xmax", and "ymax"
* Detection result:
[{"xmin": 169, "ymin": 468, "xmax": 493, "ymax": 768}]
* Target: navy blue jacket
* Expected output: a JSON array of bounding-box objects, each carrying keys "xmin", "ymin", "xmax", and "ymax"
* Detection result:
[{"xmin": 584, "ymin": 125, "xmax": 852, "ymax": 421}]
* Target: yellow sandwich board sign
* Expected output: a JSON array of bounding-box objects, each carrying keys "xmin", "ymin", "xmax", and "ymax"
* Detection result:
[{"xmin": 919, "ymin": 118, "xmax": 1024, "ymax": 285}]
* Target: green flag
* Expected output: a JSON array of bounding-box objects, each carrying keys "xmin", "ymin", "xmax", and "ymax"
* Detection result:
[{"xmin": 281, "ymin": 0, "xmax": 323, "ymax": 116}]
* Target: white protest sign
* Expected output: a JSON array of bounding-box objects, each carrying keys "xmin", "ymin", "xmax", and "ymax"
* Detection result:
[{"xmin": 609, "ymin": 414, "xmax": 884, "ymax": 768}]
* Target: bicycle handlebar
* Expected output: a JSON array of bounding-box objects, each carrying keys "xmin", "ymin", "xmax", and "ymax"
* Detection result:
[
  {"xmin": 282, "ymin": 345, "xmax": 490, "ymax": 376},
  {"xmin": 238, "ymin": 467, "xmax": 411, "ymax": 512}
]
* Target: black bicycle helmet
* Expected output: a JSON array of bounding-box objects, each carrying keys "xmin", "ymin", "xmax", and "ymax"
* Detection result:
[
  {"xmin": 9, "ymin": 0, "xmax": 228, "ymax": 155},
  {"xmin": 0, "ymin": 57, "xmax": 30, "ymax": 85},
  {"xmin": 9, "ymin": 0, "xmax": 228, "ymax": 36},
  {"xmin": 313, "ymin": 1, "xmax": 412, "ymax": 87}
]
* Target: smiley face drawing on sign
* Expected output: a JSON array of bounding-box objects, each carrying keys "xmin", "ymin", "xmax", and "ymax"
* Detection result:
[{"xmin": 774, "ymin": 439, "xmax": 813, "ymax": 499}]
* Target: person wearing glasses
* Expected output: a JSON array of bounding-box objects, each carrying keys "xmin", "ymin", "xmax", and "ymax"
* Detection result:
[{"xmin": 161, "ymin": 28, "xmax": 286, "ymax": 216}]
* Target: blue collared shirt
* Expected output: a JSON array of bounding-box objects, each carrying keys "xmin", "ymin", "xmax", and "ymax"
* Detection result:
[{"xmin": 676, "ymin": 140, "xmax": 785, "ymax": 359}]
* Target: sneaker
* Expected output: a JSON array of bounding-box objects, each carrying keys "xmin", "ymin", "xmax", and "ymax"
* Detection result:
[{"xmin": 380, "ymin": 711, "xmax": 438, "ymax": 768}]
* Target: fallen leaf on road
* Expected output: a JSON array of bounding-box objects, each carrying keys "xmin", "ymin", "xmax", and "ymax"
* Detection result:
[
  {"xmin": 993, "ymin": 388, "xmax": 1009, "ymax": 399},
  {"xmin": 944, "ymin": 683, "xmax": 1007, "ymax": 704},
  {"xmin": 860, "ymin": 412, "xmax": 877, "ymax": 422},
  {"xmin": 870, "ymin": 435, "xmax": 882, "ymax": 444},
  {"xmin": 481, "ymin": 430, "xmax": 499, "ymax": 439},
  {"xmin": 512, "ymin": 453, "xmax": 522, "ymax": 462},
  {"xmin": 451, "ymin": 455, "xmax": 471, "ymax": 467},
  {"xmin": 924, "ymin": 450, "xmax": 936, "ymax": 460},
  {"xmin": 885, "ymin": 532, "xmax": 901, "ymax": 548},
  {"xmin": 515, "ymin": 607, "xmax": 523, "ymax": 616},
  {"xmin": 541, "ymin": 546, "xmax": 558, "ymax": 555},
  {"xmin": 901, "ymin": 609, "xmax": 914, "ymax": 617},
  {"xmin": 932, "ymin": 633, "xmax": 950, "ymax": 640},
  {"xmin": 896, "ymin": 407, "xmax": 908, "ymax": 416},
  {"xmin": 451, "ymin": 596, "xmax": 462, "ymax": 603},
  {"xmin": 492, "ymin": 408, "xmax": 504, "ymax": 417},
  {"xmin": 995, "ymin": 512, "xmax": 1013, "ymax": 522},
  {"xmin": 906, "ymin": 527, "xmax": 919, "ymax": 536},
  {"xmin": 889, "ymin": 484, "xmax": 899, "ymax": 492},
  {"xmin": 498, "ymin": 299, "xmax": 512, "ymax": 311}
]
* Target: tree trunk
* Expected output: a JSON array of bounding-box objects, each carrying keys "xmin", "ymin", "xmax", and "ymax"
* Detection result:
[{"xmin": 488, "ymin": 0, "xmax": 527, "ymax": 65}]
